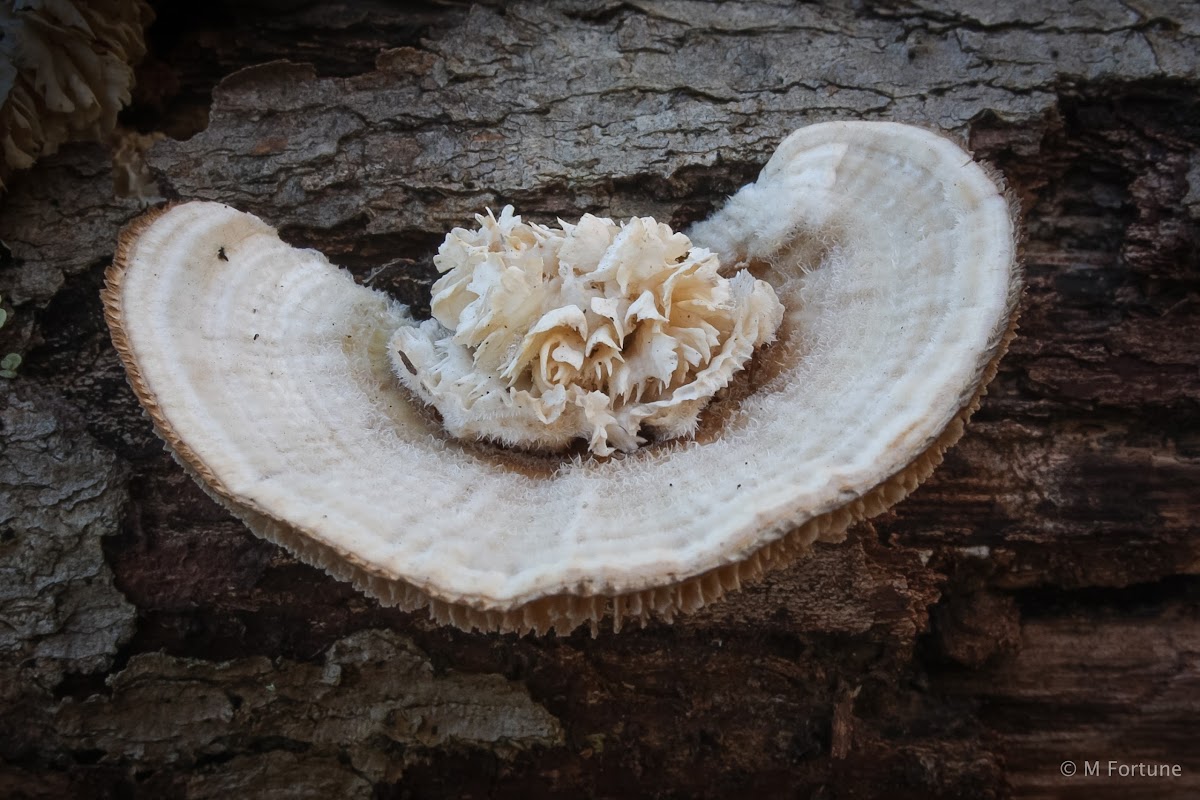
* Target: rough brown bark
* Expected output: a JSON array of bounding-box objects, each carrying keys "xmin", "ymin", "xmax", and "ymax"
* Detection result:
[{"xmin": 1, "ymin": 2, "xmax": 1197, "ymax": 798}]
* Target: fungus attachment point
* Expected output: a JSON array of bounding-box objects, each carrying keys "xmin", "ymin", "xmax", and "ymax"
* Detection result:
[
  {"xmin": 104, "ymin": 121, "xmax": 1020, "ymax": 634},
  {"xmin": 392, "ymin": 208, "xmax": 784, "ymax": 456}
]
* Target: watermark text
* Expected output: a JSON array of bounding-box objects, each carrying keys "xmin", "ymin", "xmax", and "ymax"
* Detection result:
[{"xmin": 1060, "ymin": 760, "xmax": 1182, "ymax": 778}]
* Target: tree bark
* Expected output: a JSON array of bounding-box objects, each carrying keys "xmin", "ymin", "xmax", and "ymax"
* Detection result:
[{"xmin": 1, "ymin": 2, "xmax": 1197, "ymax": 798}]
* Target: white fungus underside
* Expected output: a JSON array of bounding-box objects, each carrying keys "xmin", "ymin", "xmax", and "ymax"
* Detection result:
[{"xmin": 113, "ymin": 122, "xmax": 1014, "ymax": 611}]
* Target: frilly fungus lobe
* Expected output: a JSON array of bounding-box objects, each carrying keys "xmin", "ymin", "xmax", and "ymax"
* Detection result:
[{"xmin": 393, "ymin": 207, "xmax": 783, "ymax": 456}]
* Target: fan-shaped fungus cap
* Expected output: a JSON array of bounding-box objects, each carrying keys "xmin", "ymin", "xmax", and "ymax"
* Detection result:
[{"xmin": 103, "ymin": 121, "xmax": 1020, "ymax": 634}]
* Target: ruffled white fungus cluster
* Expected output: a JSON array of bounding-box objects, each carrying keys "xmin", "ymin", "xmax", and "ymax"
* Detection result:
[
  {"xmin": 0, "ymin": 0, "xmax": 153, "ymax": 188},
  {"xmin": 391, "ymin": 206, "xmax": 784, "ymax": 456}
]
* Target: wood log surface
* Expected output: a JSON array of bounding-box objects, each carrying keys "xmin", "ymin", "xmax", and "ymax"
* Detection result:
[{"xmin": 0, "ymin": 2, "xmax": 1197, "ymax": 797}]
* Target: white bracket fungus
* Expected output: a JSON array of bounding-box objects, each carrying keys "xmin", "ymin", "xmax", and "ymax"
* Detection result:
[{"xmin": 103, "ymin": 121, "xmax": 1021, "ymax": 634}]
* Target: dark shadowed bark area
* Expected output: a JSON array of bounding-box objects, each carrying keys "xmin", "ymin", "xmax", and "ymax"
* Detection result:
[{"xmin": 1, "ymin": 2, "xmax": 1198, "ymax": 798}]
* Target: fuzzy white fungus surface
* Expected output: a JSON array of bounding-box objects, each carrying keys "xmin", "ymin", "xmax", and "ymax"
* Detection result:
[{"xmin": 391, "ymin": 207, "xmax": 784, "ymax": 455}]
